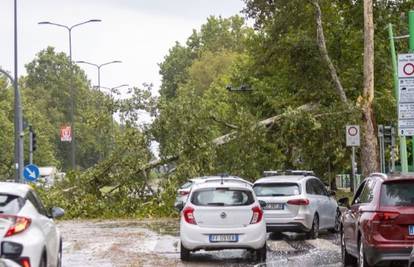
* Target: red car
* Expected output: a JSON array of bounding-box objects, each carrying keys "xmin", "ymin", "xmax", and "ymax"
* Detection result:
[{"xmin": 340, "ymin": 173, "xmax": 414, "ymax": 267}]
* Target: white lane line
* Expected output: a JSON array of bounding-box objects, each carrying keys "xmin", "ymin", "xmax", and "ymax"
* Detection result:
[
  {"xmin": 306, "ymin": 238, "xmax": 340, "ymax": 251},
  {"xmin": 267, "ymin": 240, "xmax": 296, "ymax": 252}
]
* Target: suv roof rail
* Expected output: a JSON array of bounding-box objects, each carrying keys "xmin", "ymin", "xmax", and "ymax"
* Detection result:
[
  {"xmin": 263, "ymin": 170, "xmax": 315, "ymax": 177},
  {"xmin": 369, "ymin": 172, "xmax": 387, "ymax": 179}
]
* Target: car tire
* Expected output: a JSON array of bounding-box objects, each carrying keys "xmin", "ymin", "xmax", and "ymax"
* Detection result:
[
  {"xmin": 254, "ymin": 243, "xmax": 267, "ymax": 263},
  {"xmin": 57, "ymin": 239, "xmax": 63, "ymax": 267},
  {"xmin": 358, "ymin": 238, "xmax": 371, "ymax": 267},
  {"xmin": 341, "ymin": 228, "xmax": 356, "ymax": 266},
  {"xmin": 180, "ymin": 242, "xmax": 190, "ymax": 261},
  {"xmin": 306, "ymin": 214, "xmax": 319, "ymax": 239},
  {"xmin": 329, "ymin": 210, "xmax": 341, "ymax": 233}
]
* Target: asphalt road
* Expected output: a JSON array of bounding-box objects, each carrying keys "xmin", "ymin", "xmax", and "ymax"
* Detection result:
[{"xmin": 59, "ymin": 219, "xmax": 342, "ymax": 267}]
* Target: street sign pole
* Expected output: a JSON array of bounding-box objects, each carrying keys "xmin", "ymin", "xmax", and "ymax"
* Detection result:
[
  {"xmin": 351, "ymin": 146, "xmax": 356, "ymax": 192},
  {"xmin": 389, "ymin": 24, "xmax": 409, "ymax": 173},
  {"xmin": 346, "ymin": 125, "xmax": 360, "ymax": 192}
]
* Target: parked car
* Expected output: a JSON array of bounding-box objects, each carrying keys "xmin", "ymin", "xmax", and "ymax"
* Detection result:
[
  {"xmin": 0, "ymin": 182, "xmax": 64, "ymax": 267},
  {"xmin": 176, "ymin": 179, "xmax": 267, "ymax": 262},
  {"xmin": 174, "ymin": 175, "xmax": 252, "ymax": 206},
  {"xmin": 0, "ymin": 259, "xmax": 20, "ymax": 267},
  {"xmin": 410, "ymin": 247, "xmax": 414, "ymax": 267},
  {"xmin": 253, "ymin": 170, "xmax": 340, "ymax": 238},
  {"xmin": 340, "ymin": 173, "xmax": 414, "ymax": 267}
]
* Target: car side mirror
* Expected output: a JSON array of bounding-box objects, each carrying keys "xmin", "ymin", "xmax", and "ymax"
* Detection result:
[
  {"xmin": 174, "ymin": 201, "xmax": 184, "ymax": 212},
  {"xmin": 338, "ymin": 197, "xmax": 350, "ymax": 208},
  {"xmin": 259, "ymin": 200, "xmax": 266, "ymax": 208},
  {"xmin": 51, "ymin": 207, "xmax": 65, "ymax": 219}
]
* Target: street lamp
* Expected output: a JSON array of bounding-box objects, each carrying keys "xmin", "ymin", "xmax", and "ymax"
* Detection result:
[
  {"xmin": 76, "ymin": 60, "xmax": 122, "ymax": 90},
  {"xmin": 38, "ymin": 19, "xmax": 101, "ymax": 169}
]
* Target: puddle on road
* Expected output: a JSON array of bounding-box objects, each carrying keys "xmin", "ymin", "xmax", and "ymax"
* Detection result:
[{"xmin": 59, "ymin": 220, "xmax": 342, "ymax": 267}]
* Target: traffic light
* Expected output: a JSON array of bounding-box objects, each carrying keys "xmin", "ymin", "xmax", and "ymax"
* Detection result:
[{"xmin": 32, "ymin": 132, "xmax": 37, "ymax": 152}]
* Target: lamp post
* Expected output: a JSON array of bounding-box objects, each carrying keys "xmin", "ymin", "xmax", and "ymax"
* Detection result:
[
  {"xmin": 76, "ymin": 60, "xmax": 122, "ymax": 91},
  {"xmin": 38, "ymin": 19, "xmax": 101, "ymax": 169}
]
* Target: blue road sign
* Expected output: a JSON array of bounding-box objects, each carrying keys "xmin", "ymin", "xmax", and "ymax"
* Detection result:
[{"xmin": 23, "ymin": 164, "xmax": 40, "ymax": 182}]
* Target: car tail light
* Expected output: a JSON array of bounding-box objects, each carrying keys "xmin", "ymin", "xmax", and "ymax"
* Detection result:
[
  {"xmin": 372, "ymin": 211, "xmax": 400, "ymax": 222},
  {"xmin": 20, "ymin": 258, "xmax": 31, "ymax": 267},
  {"xmin": 0, "ymin": 215, "xmax": 31, "ymax": 237},
  {"xmin": 250, "ymin": 206, "xmax": 263, "ymax": 224},
  {"xmin": 179, "ymin": 191, "xmax": 189, "ymax": 196},
  {"xmin": 287, "ymin": 199, "xmax": 310, "ymax": 205},
  {"xmin": 183, "ymin": 206, "xmax": 197, "ymax": 225}
]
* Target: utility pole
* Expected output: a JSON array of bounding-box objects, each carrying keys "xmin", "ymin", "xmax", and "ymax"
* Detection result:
[
  {"xmin": 29, "ymin": 125, "xmax": 33, "ymax": 164},
  {"xmin": 13, "ymin": 0, "xmax": 24, "ymax": 182}
]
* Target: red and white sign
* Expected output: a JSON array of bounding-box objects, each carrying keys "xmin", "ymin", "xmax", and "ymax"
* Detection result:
[
  {"xmin": 346, "ymin": 125, "xmax": 360, "ymax": 147},
  {"xmin": 60, "ymin": 125, "xmax": 72, "ymax": 142},
  {"xmin": 398, "ymin": 54, "xmax": 414, "ymax": 78}
]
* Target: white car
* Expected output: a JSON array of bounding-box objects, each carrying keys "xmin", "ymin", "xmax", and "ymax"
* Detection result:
[
  {"xmin": 0, "ymin": 182, "xmax": 64, "ymax": 267},
  {"xmin": 177, "ymin": 180, "xmax": 267, "ymax": 262},
  {"xmin": 253, "ymin": 171, "xmax": 340, "ymax": 239},
  {"xmin": 174, "ymin": 175, "xmax": 253, "ymax": 205}
]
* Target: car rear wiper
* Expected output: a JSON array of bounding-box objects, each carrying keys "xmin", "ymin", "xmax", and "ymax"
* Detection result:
[
  {"xmin": 207, "ymin": 202, "xmax": 225, "ymax": 206},
  {"xmin": 271, "ymin": 194, "xmax": 286, "ymax": 196}
]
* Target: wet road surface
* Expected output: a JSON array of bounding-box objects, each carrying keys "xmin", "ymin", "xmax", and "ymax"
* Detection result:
[{"xmin": 58, "ymin": 219, "xmax": 342, "ymax": 267}]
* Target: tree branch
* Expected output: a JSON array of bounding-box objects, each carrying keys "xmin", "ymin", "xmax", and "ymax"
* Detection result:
[{"xmin": 310, "ymin": 0, "xmax": 348, "ymax": 104}]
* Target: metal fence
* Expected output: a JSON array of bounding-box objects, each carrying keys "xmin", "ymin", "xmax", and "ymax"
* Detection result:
[{"xmin": 335, "ymin": 174, "xmax": 362, "ymax": 191}]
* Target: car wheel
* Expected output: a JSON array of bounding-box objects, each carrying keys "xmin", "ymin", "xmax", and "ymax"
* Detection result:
[
  {"xmin": 254, "ymin": 243, "xmax": 267, "ymax": 263},
  {"xmin": 341, "ymin": 228, "xmax": 356, "ymax": 266},
  {"xmin": 358, "ymin": 239, "xmax": 371, "ymax": 267},
  {"xmin": 306, "ymin": 214, "xmax": 319, "ymax": 239},
  {"xmin": 180, "ymin": 242, "xmax": 190, "ymax": 261},
  {"xmin": 57, "ymin": 239, "xmax": 63, "ymax": 267},
  {"xmin": 329, "ymin": 210, "xmax": 341, "ymax": 233}
]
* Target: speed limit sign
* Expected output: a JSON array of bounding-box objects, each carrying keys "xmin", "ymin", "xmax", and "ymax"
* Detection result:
[{"xmin": 346, "ymin": 125, "xmax": 360, "ymax": 146}]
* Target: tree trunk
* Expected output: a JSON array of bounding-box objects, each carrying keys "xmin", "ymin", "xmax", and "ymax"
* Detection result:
[{"xmin": 361, "ymin": 0, "xmax": 379, "ymax": 176}]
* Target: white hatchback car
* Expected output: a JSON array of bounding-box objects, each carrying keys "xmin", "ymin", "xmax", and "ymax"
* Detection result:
[
  {"xmin": 177, "ymin": 180, "xmax": 267, "ymax": 262},
  {"xmin": 253, "ymin": 171, "xmax": 340, "ymax": 239},
  {"xmin": 0, "ymin": 182, "xmax": 64, "ymax": 267}
]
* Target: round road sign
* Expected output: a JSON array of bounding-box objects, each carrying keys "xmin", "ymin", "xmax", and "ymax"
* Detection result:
[
  {"xmin": 348, "ymin": 126, "xmax": 358, "ymax": 136},
  {"xmin": 403, "ymin": 63, "xmax": 414, "ymax": 76}
]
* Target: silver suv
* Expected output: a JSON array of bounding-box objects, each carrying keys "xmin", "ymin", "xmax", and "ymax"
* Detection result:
[{"xmin": 253, "ymin": 170, "xmax": 340, "ymax": 239}]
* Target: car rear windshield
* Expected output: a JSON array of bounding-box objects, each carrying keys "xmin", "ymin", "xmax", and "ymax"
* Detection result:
[
  {"xmin": 180, "ymin": 181, "xmax": 193, "ymax": 189},
  {"xmin": 380, "ymin": 181, "xmax": 414, "ymax": 206},
  {"xmin": 0, "ymin": 194, "xmax": 25, "ymax": 214},
  {"xmin": 191, "ymin": 188, "xmax": 254, "ymax": 206},
  {"xmin": 253, "ymin": 183, "xmax": 300, "ymax": 197}
]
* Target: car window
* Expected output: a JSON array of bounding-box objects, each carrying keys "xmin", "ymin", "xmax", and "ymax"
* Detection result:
[
  {"xmin": 352, "ymin": 180, "xmax": 367, "ymax": 205},
  {"xmin": 26, "ymin": 191, "xmax": 49, "ymax": 217},
  {"xmin": 358, "ymin": 179, "xmax": 375, "ymax": 203},
  {"xmin": 191, "ymin": 188, "xmax": 254, "ymax": 206},
  {"xmin": 380, "ymin": 181, "xmax": 414, "ymax": 206},
  {"xmin": 306, "ymin": 180, "xmax": 316, "ymax": 194},
  {"xmin": 0, "ymin": 194, "xmax": 25, "ymax": 215},
  {"xmin": 314, "ymin": 179, "xmax": 329, "ymax": 196},
  {"xmin": 253, "ymin": 183, "xmax": 300, "ymax": 197}
]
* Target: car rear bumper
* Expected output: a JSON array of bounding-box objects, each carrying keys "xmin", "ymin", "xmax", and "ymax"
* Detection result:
[
  {"xmin": 266, "ymin": 222, "xmax": 309, "ymax": 233},
  {"xmin": 180, "ymin": 222, "xmax": 266, "ymax": 251},
  {"xmin": 365, "ymin": 245, "xmax": 413, "ymax": 265}
]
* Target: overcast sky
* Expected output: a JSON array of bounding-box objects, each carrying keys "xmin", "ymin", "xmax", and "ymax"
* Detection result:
[{"xmin": 0, "ymin": 0, "xmax": 245, "ymax": 96}]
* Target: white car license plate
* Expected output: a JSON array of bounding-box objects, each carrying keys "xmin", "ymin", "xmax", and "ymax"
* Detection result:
[
  {"xmin": 409, "ymin": 225, "xmax": 414, "ymax": 236},
  {"xmin": 266, "ymin": 203, "xmax": 284, "ymax": 210},
  {"xmin": 209, "ymin": 234, "xmax": 238, "ymax": 243}
]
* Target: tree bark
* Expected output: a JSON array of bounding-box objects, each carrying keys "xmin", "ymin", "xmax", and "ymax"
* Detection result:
[
  {"xmin": 361, "ymin": 0, "xmax": 379, "ymax": 176},
  {"xmin": 310, "ymin": 0, "xmax": 348, "ymax": 104}
]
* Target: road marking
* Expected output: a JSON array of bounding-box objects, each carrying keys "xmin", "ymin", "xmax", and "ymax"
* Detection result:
[
  {"xmin": 267, "ymin": 240, "xmax": 296, "ymax": 252},
  {"xmin": 306, "ymin": 238, "xmax": 339, "ymax": 251}
]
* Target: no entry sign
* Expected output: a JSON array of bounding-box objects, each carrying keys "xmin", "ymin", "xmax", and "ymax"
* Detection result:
[{"xmin": 346, "ymin": 125, "xmax": 360, "ymax": 147}]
